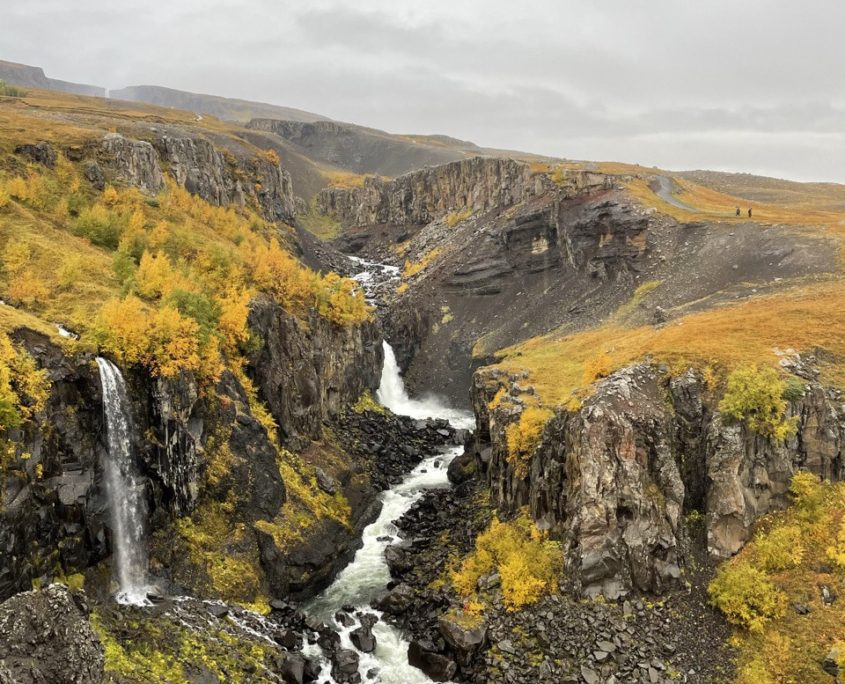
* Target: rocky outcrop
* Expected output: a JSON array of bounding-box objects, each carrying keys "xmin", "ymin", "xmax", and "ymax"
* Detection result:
[
  {"xmin": 0, "ymin": 584, "xmax": 104, "ymax": 684},
  {"xmin": 317, "ymin": 157, "xmax": 548, "ymax": 228},
  {"xmin": 247, "ymin": 299, "xmax": 382, "ymax": 446},
  {"xmin": 249, "ymin": 119, "xmax": 475, "ymax": 177},
  {"xmin": 154, "ymin": 134, "xmax": 297, "ymax": 222},
  {"xmin": 0, "ymin": 301, "xmax": 383, "ymax": 602},
  {"xmin": 471, "ymin": 359, "xmax": 845, "ymax": 598},
  {"xmin": 98, "ymin": 133, "xmax": 164, "ymax": 194}
]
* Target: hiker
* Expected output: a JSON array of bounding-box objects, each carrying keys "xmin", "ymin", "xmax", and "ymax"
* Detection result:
[
  {"xmin": 736, "ymin": 207, "xmax": 740, "ymax": 216},
  {"xmin": 748, "ymin": 207, "xmax": 752, "ymax": 218}
]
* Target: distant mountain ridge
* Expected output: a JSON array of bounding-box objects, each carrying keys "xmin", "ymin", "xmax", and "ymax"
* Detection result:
[
  {"xmin": 0, "ymin": 59, "xmax": 104, "ymax": 97},
  {"xmin": 110, "ymin": 84, "xmax": 328, "ymax": 124}
]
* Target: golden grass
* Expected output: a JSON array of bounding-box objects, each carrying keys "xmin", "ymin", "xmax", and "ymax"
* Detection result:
[
  {"xmin": 495, "ymin": 280, "xmax": 845, "ymax": 408},
  {"xmin": 625, "ymin": 177, "xmax": 844, "ymax": 227},
  {"xmin": 321, "ymin": 169, "xmax": 369, "ymax": 189},
  {"xmin": 403, "ymin": 247, "xmax": 443, "ymax": 277}
]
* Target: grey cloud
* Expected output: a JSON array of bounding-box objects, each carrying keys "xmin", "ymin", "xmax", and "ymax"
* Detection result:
[{"xmin": 1, "ymin": 0, "xmax": 843, "ymax": 182}]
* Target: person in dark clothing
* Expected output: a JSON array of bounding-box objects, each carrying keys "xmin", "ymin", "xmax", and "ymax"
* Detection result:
[
  {"xmin": 736, "ymin": 207, "xmax": 740, "ymax": 216},
  {"xmin": 748, "ymin": 207, "xmax": 752, "ymax": 218}
]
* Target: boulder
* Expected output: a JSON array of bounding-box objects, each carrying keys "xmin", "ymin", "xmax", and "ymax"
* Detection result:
[
  {"xmin": 438, "ymin": 613, "xmax": 487, "ymax": 666},
  {"xmin": 15, "ymin": 141, "xmax": 57, "ymax": 167},
  {"xmin": 331, "ymin": 648, "xmax": 361, "ymax": 684},
  {"xmin": 374, "ymin": 583, "xmax": 415, "ymax": 615},
  {"xmin": 408, "ymin": 639, "xmax": 458, "ymax": 682},
  {"xmin": 0, "ymin": 584, "xmax": 104, "ymax": 683}
]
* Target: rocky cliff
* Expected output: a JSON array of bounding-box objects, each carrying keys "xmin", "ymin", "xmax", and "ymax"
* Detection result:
[
  {"xmin": 73, "ymin": 131, "xmax": 296, "ymax": 222},
  {"xmin": 249, "ymin": 119, "xmax": 478, "ymax": 178},
  {"xmin": 470, "ymin": 358, "xmax": 844, "ymax": 598},
  {"xmin": 317, "ymin": 157, "xmax": 551, "ymax": 228},
  {"xmin": 0, "ymin": 305, "xmax": 381, "ymax": 603}
]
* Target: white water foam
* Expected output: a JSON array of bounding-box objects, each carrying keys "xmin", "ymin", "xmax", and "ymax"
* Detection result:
[
  {"xmin": 304, "ymin": 333, "xmax": 472, "ymax": 682},
  {"xmin": 96, "ymin": 357, "xmax": 152, "ymax": 605}
]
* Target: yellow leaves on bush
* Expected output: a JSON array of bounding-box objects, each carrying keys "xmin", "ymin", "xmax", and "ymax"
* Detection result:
[
  {"xmin": 752, "ymin": 525, "xmax": 804, "ymax": 572},
  {"xmin": 707, "ymin": 561, "xmax": 787, "ymax": 632},
  {"xmin": 505, "ymin": 406, "xmax": 553, "ymax": 477},
  {"xmin": 826, "ymin": 519, "xmax": 845, "ymax": 569},
  {"xmin": 0, "ymin": 332, "xmax": 49, "ymax": 432},
  {"xmin": 102, "ymin": 185, "xmax": 120, "ymax": 206},
  {"xmin": 247, "ymin": 239, "xmax": 316, "ymax": 313},
  {"xmin": 315, "ymin": 272, "xmax": 370, "ymax": 327},
  {"xmin": 451, "ymin": 513, "xmax": 562, "ymax": 611},
  {"xmin": 217, "ymin": 288, "xmax": 252, "ymax": 355},
  {"xmin": 2, "ymin": 241, "xmax": 50, "ymax": 306},
  {"xmin": 718, "ymin": 365, "xmax": 798, "ymax": 440},
  {"xmin": 135, "ymin": 251, "xmax": 184, "ymax": 299},
  {"xmin": 445, "ymin": 208, "xmax": 472, "ymax": 227},
  {"xmin": 403, "ymin": 248, "xmax": 442, "ymax": 278},
  {"xmin": 246, "ymin": 239, "xmax": 371, "ymax": 325},
  {"xmin": 95, "ymin": 296, "xmax": 215, "ymax": 379}
]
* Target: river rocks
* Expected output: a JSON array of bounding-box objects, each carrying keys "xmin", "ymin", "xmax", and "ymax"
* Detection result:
[
  {"xmin": 447, "ymin": 449, "xmax": 476, "ymax": 484},
  {"xmin": 331, "ymin": 648, "xmax": 361, "ymax": 683},
  {"xmin": 98, "ymin": 132, "xmax": 164, "ymax": 194},
  {"xmin": 350, "ymin": 614, "xmax": 378, "ymax": 653},
  {"xmin": 408, "ymin": 639, "xmax": 458, "ymax": 681},
  {"xmin": 0, "ymin": 584, "xmax": 104, "ymax": 684},
  {"xmin": 375, "ymin": 583, "xmax": 415, "ymax": 615},
  {"xmin": 438, "ymin": 614, "xmax": 488, "ymax": 666}
]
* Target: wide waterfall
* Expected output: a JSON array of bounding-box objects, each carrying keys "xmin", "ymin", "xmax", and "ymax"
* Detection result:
[
  {"xmin": 377, "ymin": 341, "xmax": 474, "ymax": 430},
  {"xmin": 304, "ymin": 331, "xmax": 473, "ymax": 683},
  {"xmin": 96, "ymin": 357, "xmax": 151, "ymax": 605}
]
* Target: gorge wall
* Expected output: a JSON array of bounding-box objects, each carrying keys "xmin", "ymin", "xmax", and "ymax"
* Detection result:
[
  {"xmin": 470, "ymin": 358, "xmax": 845, "ymax": 599},
  {"xmin": 0, "ymin": 304, "xmax": 382, "ymax": 602}
]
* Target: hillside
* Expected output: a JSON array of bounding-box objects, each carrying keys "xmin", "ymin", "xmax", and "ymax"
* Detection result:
[
  {"xmin": 0, "ymin": 59, "xmax": 104, "ymax": 97},
  {"xmin": 3, "ymin": 73, "xmax": 845, "ymax": 684},
  {"xmin": 110, "ymin": 84, "xmax": 328, "ymax": 124}
]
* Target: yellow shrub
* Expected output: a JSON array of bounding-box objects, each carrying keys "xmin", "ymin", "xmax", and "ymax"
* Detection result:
[
  {"xmin": 102, "ymin": 185, "xmax": 120, "ymax": 206},
  {"xmin": 217, "ymin": 288, "xmax": 252, "ymax": 355},
  {"xmin": 505, "ymin": 406, "xmax": 553, "ymax": 477},
  {"xmin": 315, "ymin": 272, "xmax": 371, "ymax": 327},
  {"xmin": 718, "ymin": 365, "xmax": 797, "ymax": 440},
  {"xmin": 452, "ymin": 513, "xmax": 562, "ymax": 611},
  {"xmin": 827, "ymin": 519, "xmax": 845, "ymax": 569},
  {"xmin": 0, "ymin": 184, "xmax": 9, "ymax": 209},
  {"xmin": 707, "ymin": 561, "xmax": 787, "ymax": 631},
  {"xmin": 135, "ymin": 251, "xmax": 183, "ymax": 299},
  {"xmin": 752, "ymin": 524, "xmax": 804, "ymax": 572}
]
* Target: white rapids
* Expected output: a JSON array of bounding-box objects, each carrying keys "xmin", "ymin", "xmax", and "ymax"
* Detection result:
[{"xmin": 304, "ymin": 323, "xmax": 472, "ymax": 681}]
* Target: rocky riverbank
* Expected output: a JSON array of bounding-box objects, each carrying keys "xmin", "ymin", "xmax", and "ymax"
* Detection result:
[{"xmin": 381, "ymin": 478, "xmax": 735, "ymax": 683}]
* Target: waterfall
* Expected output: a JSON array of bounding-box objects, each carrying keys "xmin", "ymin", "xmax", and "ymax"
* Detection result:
[
  {"xmin": 376, "ymin": 341, "xmax": 474, "ymax": 430},
  {"xmin": 96, "ymin": 357, "xmax": 150, "ymax": 605}
]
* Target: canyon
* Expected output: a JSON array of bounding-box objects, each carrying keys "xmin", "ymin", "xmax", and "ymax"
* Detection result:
[{"xmin": 0, "ymin": 76, "xmax": 844, "ymax": 684}]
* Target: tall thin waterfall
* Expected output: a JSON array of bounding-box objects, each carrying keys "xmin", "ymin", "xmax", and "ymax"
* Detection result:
[{"xmin": 96, "ymin": 357, "xmax": 150, "ymax": 605}]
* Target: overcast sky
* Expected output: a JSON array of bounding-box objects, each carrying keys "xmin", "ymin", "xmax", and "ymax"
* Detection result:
[{"xmin": 4, "ymin": 0, "xmax": 844, "ymax": 182}]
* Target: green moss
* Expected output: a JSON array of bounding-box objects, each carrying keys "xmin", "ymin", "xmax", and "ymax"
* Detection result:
[
  {"xmin": 352, "ymin": 389, "xmax": 387, "ymax": 415},
  {"xmin": 91, "ymin": 610, "xmax": 280, "ymax": 683}
]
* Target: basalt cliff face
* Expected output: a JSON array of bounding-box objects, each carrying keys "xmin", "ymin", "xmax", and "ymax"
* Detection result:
[
  {"xmin": 0, "ymin": 305, "xmax": 381, "ymax": 602},
  {"xmin": 471, "ymin": 359, "xmax": 844, "ymax": 599}
]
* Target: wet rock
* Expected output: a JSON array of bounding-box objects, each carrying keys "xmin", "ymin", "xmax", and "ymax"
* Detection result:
[
  {"xmin": 335, "ymin": 610, "xmax": 356, "ymax": 627},
  {"xmin": 823, "ymin": 644, "xmax": 842, "ymax": 677},
  {"xmin": 84, "ymin": 161, "xmax": 106, "ymax": 190},
  {"xmin": 350, "ymin": 615, "xmax": 377, "ymax": 653},
  {"xmin": 331, "ymin": 648, "xmax": 361, "ymax": 684},
  {"xmin": 0, "ymin": 584, "xmax": 104, "ymax": 684},
  {"xmin": 408, "ymin": 639, "xmax": 458, "ymax": 682},
  {"xmin": 447, "ymin": 449, "xmax": 476, "ymax": 484},
  {"xmin": 375, "ymin": 583, "xmax": 415, "ymax": 615},
  {"xmin": 821, "ymin": 584, "xmax": 838, "ymax": 605}
]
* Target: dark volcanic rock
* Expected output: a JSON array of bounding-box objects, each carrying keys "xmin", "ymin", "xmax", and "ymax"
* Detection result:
[
  {"xmin": 0, "ymin": 584, "xmax": 104, "ymax": 684},
  {"xmin": 331, "ymin": 648, "xmax": 361, "ymax": 683},
  {"xmin": 14, "ymin": 141, "xmax": 57, "ymax": 167},
  {"xmin": 408, "ymin": 639, "xmax": 458, "ymax": 681}
]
